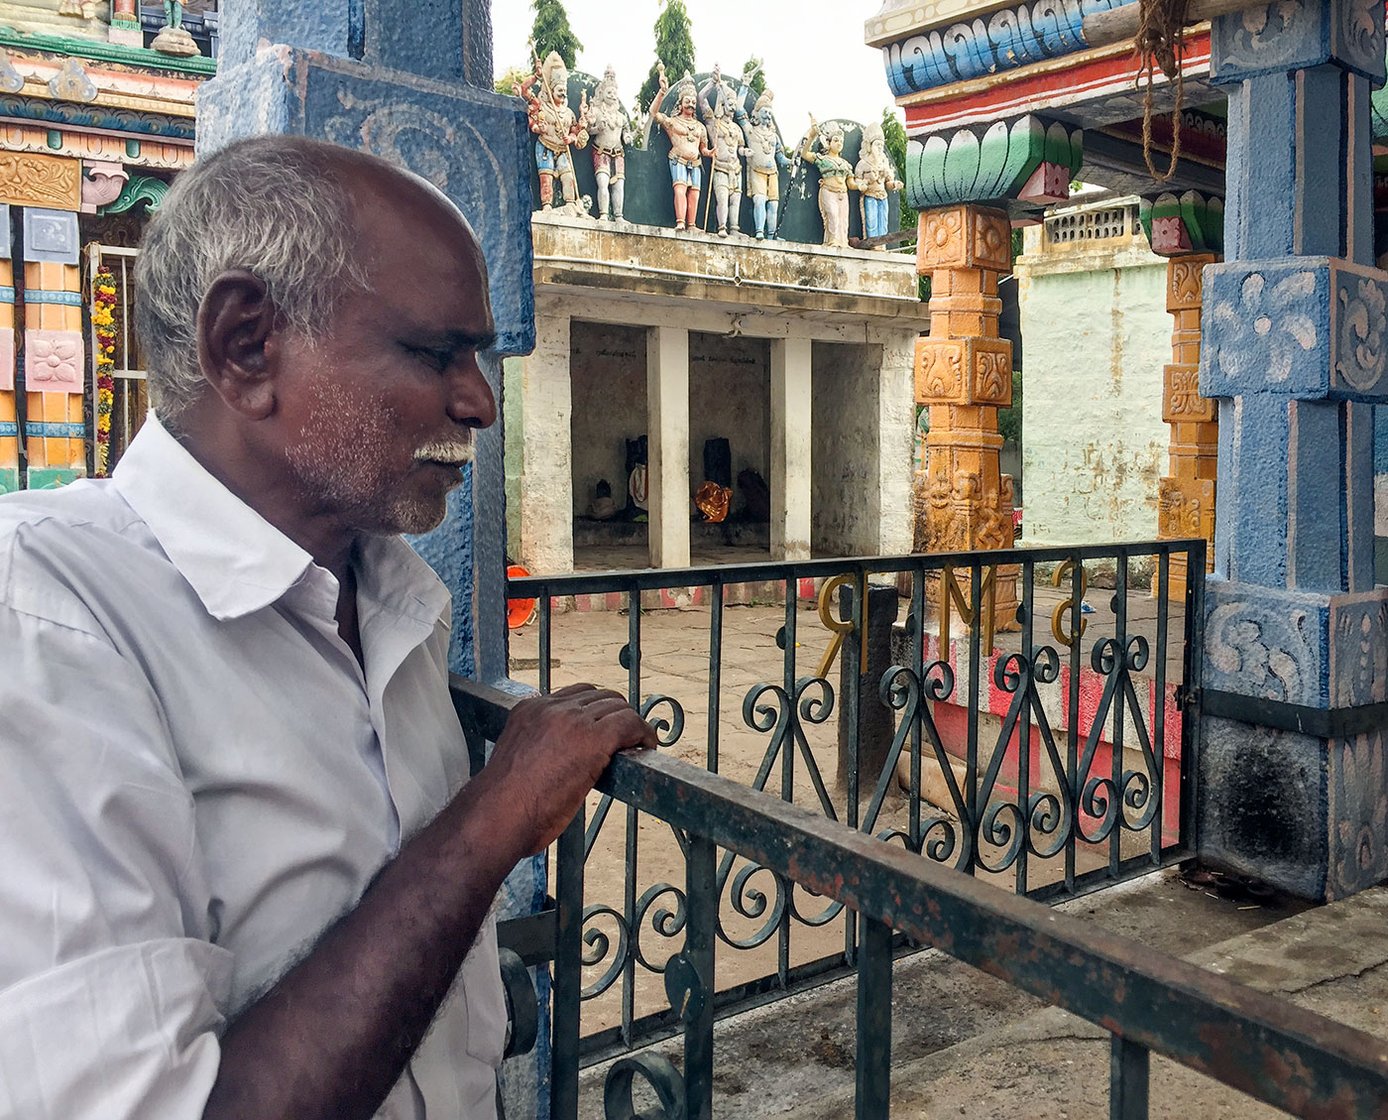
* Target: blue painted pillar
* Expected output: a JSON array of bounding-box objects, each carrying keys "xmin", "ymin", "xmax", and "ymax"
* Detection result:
[
  {"xmin": 195, "ymin": 3, "xmax": 548, "ymax": 1110},
  {"xmin": 1198, "ymin": 0, "xmax": 1388, "ymax": 900}
]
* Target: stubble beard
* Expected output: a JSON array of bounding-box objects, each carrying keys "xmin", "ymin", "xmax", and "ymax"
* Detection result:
[{"xmin": 284, "ymin": 388, "xmax": 462, "ymax": 538}]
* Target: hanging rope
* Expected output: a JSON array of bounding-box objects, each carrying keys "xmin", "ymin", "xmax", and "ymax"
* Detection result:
[{"xmin": 1134, "ymin": 0, "xmax": 1189, "ymax": 182}]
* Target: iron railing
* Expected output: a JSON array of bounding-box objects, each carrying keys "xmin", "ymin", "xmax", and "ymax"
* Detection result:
[
  {"xmin": 508, "ymin": 542, "xmax": 1205, "ymax": 1060},
  {"xmin": 456, "ymin": 677, "xmax": 1388, "ymax": 1120}
]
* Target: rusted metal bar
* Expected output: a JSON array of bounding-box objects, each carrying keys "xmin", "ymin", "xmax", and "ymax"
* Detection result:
[
  {"xmin": 1110, "ymin": 1035, "xmax": 1150, "ymax": 1120},
  {"xmin": 855, "ymin": 914, "xmax": 893, "ymax": 1120},
  {"xmin": 601, "ymin": 752, "xmax": 1388, "ymax": 1117},
  {"xmin": 453, "ymin": 679, "xmax": 1388, "ymax": 1118}
]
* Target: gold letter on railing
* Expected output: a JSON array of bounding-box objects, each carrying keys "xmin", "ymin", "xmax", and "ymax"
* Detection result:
[{"xmin": 938, "ymin": 565, "xmax": 997, "ymax": 655}]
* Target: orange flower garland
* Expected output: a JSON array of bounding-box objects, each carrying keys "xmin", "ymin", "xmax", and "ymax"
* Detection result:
[{"xmin": 92, "ymin": 269, "xmax": 116, "ymax": 476}]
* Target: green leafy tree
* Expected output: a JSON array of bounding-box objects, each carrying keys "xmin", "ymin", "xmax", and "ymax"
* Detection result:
[
  {"xmin": 881, "ymin": 109, "xmax": 912, "ymax": 232},
  {"xmin": 881, "ymin": 109, "xmax": 930, "ymax": 299},
  {"xmin": 530, "ymin": 0, "xmax": 582, "ymax": 70},
  {"xmin": 740, "ymin": 56, "xmax": 766, "ymax": 98},
  {"xmin": 494, "ymin": 63, "xmax": 531, "ymax": 97},
  {"xmin": 638, "ymin": 0, "xmax": 696, "ymax": 111}
]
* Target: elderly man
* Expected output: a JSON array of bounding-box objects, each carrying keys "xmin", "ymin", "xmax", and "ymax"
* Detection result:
[{"xmin": 0, "ymin": 136, "xmax": 654, "ymax": 1119}]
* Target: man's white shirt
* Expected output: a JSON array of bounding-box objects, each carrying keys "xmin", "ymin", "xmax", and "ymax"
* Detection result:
[{"xmin": 0, "ymin": 415, "xmax": 505, "ymax": 1118}]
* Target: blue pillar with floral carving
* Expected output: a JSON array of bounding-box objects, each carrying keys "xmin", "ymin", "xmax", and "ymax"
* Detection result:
[
  {"xmin": 194, "ymin": 2, "xmax": 549, "ymax": 1111},
  {"xmin": 1198, "ymin": 0, "xmax": 1388, "ymax": 899}
]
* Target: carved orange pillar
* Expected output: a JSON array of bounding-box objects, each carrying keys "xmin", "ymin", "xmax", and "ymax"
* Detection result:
[
  {"xmin": 914, "ymin": 204, "xmax": 1018, "ymax": 632},
  {"xmin": 1156, "ymin": 254, "xmax": 1218, "ymax": 594},
  {"xmin": 0, "ymin": 240, "xmax": 15, "ymax": 495},
  {"xmin": 22, "ymin": 209, "xmax": 86, "ymax": 489}
]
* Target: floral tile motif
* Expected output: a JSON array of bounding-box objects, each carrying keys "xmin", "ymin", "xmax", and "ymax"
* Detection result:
[
  {"xmin": 1202, "ymin": 259, "xmax": 1328, "ymax": 396},
  {"xmin": 23, "ymin": 328, "xmax": 83, "ymax": 394},
  {"xmin": 1202, "ymin": 258, "xmax": 1388, "ymax": 403}
]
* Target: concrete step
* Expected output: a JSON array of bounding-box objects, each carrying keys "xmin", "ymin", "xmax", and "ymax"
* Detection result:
[{"xmin": 577, "ymin": 867, "xmax": 1345, "ymax": 1117}]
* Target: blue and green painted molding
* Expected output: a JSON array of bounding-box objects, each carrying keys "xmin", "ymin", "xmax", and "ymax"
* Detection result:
[
  {"xmin": 0, "ymin": 92, "xmax": 194, "ymax": 140},
  {"xmin": 882, "ymin": 0, "xmax": 1135, "ymax": 98},
  {"xmin": 905, "ymin": 115, "xmax": 1083, "ymax": 211}
]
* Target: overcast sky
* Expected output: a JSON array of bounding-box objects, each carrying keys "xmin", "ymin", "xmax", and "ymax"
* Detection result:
[{"xmin": 490, "ymin": 1, "xmax": 898, "ymax": 132}]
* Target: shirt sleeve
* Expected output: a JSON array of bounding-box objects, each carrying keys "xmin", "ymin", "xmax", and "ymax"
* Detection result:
[{"xmin": 0, "ymin": 599, "xmax": 232, "ymax": 1120}]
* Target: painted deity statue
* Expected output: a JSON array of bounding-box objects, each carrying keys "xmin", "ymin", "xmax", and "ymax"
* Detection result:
[
  {"xmin": 515, "ymin": 51, "xmax": 590, "ymax": 215},
  {"xmin": 799, "ymin": 116, "xmax": 854, "ymax": 248},
  {"xmin": 698, "ymin": 67, "xmax": 748, "ymax": 237},
  {"xmin": 740, "ymin": 90, "xmax": 790, "ymax": 240},
  {"xmin": 849, "ymin": 122, "xmax": 904, "ymax": 245},
  {"xmin": 653, "ymin": 65, "xmax": 712, "ymax": 232},
  {"xmin": 580, "ymin": 65, "xmax": 632, "ymax": 221},
  {"xmin": 150, "ymin": 0, "xmax": 198, "ymax": 54}
]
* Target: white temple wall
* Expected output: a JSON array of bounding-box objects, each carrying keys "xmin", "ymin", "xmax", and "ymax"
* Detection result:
[
  {"xmin": 1015, "ymin": 219, "xmax": 1170, "ymax": 547},
  {"xmin": 811, "ymin": 340, "xmax": 882, "ymax": 557}
]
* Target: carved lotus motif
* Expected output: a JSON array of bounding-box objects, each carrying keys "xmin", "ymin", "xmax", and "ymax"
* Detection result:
[
  {"xmin": 1332, "ymin": 730, "xmax": 1388, "ymax": 898},
  {"xmin": 25, "ymin": 330, "xmax": 83, "ymax": 392}
]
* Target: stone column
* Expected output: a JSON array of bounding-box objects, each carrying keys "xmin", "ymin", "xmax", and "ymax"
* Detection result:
[
  {"xmin": 770, "ymin": 335, "xmax": 812, "ymax": 561},
  {"xmin": 1157, "ymin": 253, "xmax": 1219, "ymax": 596},
  {"xmin": 647, "ymin": 324, "xmax": 691, "ymax": 569},
  {"xmin": 876, "ymin": 331, "xmax": 919, "ymax": 556},
  {"xmin": 0, "ymin": 212, "xmax": 15, "ymax": 495},
  {"xmin": 21, "ymin": 208, "xmax": 85, "ymax": 490},
  {"xmin": 915, "ymin": 203, "xmax": 1018, "ymax": 629},
  {"xmin": 1198, "ymin": 0, "xmax": 1388, "ymax": 900},
  {"xmin": 517, "ymin": 308, "xmax": 573, "ymax": 573}
]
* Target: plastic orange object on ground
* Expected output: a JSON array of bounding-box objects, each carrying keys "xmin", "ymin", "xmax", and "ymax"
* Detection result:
[{"xmin": 507, "ymin": 564, "xmax": 538, "ymax": 629}]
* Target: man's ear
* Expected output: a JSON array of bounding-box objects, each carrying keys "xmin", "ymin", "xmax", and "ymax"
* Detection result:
[{"xmin": 196, "ymin": 269, "xmax": 279, "ymax": 421}]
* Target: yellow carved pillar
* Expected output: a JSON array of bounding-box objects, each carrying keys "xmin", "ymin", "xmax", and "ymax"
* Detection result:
[
  {"xmin": 0, "ymin": 238, "xmax": 15, "ymax": 495},
  {"xmin": 1156, "ymin": 254, "xmax": 1218, "ymax": 594},
  {"xmin": 22, "ymin": 210, "xmax": 85, "ymax": 489},
  {"xmin": 914, "ymin": 204, "xmax": 1018, "ymax": 632}
]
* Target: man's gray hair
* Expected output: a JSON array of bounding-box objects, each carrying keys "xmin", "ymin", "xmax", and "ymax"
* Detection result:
[{"xmin": 135, "ymin": 136, "xmax": 367, "ymax": 426}]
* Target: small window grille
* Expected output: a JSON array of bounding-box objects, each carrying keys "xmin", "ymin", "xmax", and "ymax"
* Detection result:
[{"xmin": 1044, "ymin": 206, "xmax": 1135, "ymax": 245}]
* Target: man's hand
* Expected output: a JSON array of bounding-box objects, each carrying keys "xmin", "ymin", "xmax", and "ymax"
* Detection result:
[{"xmin": 473, "ymin": 683, "xmax": 657, "ymax": 857}]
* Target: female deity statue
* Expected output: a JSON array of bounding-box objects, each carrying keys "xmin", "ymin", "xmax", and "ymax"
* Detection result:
[
  {"xmin": 652, "ymin": 65, "xmax": 713, "ymax": 231},
  {"xmin": 698, "ymin": 67, "xmax": 748, "ymax": 237},
  {"xmin": 581, "ymin": 65, "xmax": 632, "ymax": 222},
  {"xmin": 798, "ymin": 116, "xmax": 853, "ymax": 248},
  {"xmin": 850, "ymin": 122, "xmax": 904, "ymax": 244},
  {"xmin": 515, "ymin": 51, "xmax": 589, "ymax": 214},
  {"xmin": 739, "ymin": 90, "xmax": 790, "ymax": 241}
]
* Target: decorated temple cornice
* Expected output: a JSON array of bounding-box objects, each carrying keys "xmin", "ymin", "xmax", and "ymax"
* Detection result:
[
  {"xmin": 874, "ymin": 0, "xmax": 1138, "ymax": 97},
  {"xmin": 899, "ymin": 31, "xmax": 1213, "ymax": 133},
  {"xmin": 0, "ymin": 27, "xmax": 215, "ymax": 77},
  {"xmin": 0, "ymin": 120, "xmax": 190, "ymax": 168},
  {"xmin": 0, "ymin": 45, "xmax": 202, "ymax": 117}
]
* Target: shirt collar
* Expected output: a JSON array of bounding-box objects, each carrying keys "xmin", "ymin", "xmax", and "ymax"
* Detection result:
[{"xmin": 112, "ymin": 415, "xmax": 449, "ymax": 626}]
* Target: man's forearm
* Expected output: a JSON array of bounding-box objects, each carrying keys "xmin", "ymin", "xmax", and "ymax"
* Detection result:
[{"xmin": 202, "ymin": 777, "xmax": 521, "ymax": 1120}]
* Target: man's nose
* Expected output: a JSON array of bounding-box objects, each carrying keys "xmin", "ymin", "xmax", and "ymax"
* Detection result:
[{"xmin": 448, "ymin": 361, "xmax": 497, "ymax": 429}]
